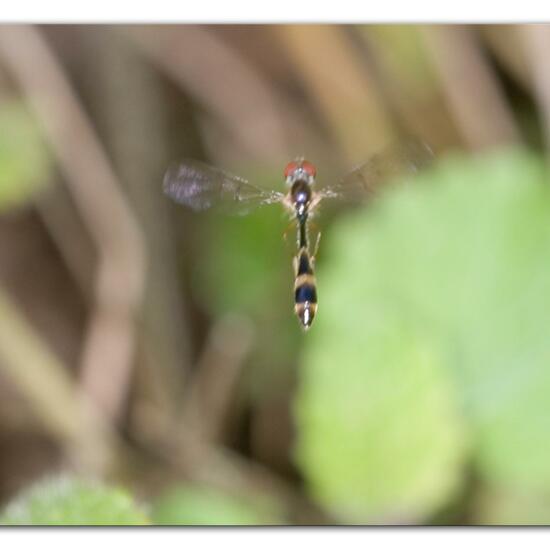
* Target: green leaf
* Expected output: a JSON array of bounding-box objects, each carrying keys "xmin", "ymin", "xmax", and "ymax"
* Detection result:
[
  {"xmin": 151, "ymin": 484, "xmax": 282, "ymax": 525},
  {"xmin": 295, "ymin": 308, "xmax": 467, "ymax": 523},
  {"xmin": 0, "ymin": 475, "xmax": 149, "ymax": 525},
  {"xmin": 295, "ymin": 148, "xmax": 550, "ymax": 523},
  {"xmin": 193, "ymin": 200, "xmax": 288, "ymax": 319},
  {"xmin": 0, "ymin": 100, "xmax": 52, "ymax": 211}
]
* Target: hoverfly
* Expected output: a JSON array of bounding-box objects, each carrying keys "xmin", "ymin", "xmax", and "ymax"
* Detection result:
[{"xmin": 163, "ymin": 139, "xmax": 433, "ymax": 330}]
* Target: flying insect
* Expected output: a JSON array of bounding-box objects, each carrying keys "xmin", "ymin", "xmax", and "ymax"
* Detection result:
[{"xmin": 163, "ymin": 139, "xmax": 433, "ymax": 329}]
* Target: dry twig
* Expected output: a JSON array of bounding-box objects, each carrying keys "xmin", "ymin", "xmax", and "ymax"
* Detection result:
[
  {"xmin": 0, "ymin": 285, "xmax": 115, "ymax": 475},
  {"xmin": 124, "ymin": 25, "xmax": 290, "ymax": 166},
  {"xmin": 182, "ymin": 314, "xmax": 254, "ymax": 444},
  {"xmin": 0, "ymin": 25, "xmax": 147, "ymax": 423},
  {"xmin": 90, "ymin": 28, "xmax": 192, "ymax": 426},
  {"xmin": 422, "ymin": 25, "xmax": 521, "ymax": 151},
  {"xmin": 276, "ymin": 24, "xmax": 394, "ymax": 165}
]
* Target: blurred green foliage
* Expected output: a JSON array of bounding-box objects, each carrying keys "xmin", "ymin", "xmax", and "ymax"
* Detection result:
[
  {"xmin": 194, "ymin": 204, "xmax": 287, "ymax": 319},
  {"xmin": 0, "ymin": 476, "xmax": 148, "ymax": 525},
  {"xmin": 0, "ymin": 100, "xmax": 52, "ymax": 211},
  {"xmin": 295, "ymin": 148, "xmax": 550, "ymax": 524},
  {"xmin": 151, "ymin": 484, "xmax": 282, "ymax": 525},
  {"xmin": 193, "ymin": 175, "xmax": 303, "ymax": 391},
  {"xmin": 0, "ymin": 477, "xmax": 284, "ymax": 526}
]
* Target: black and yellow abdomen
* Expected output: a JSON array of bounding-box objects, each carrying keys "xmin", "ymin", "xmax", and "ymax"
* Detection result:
[{"xmin": 294, "ymin": 247, "xmax": 317, "ymax": 329}]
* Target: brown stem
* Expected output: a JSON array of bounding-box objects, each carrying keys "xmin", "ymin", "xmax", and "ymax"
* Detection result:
[
  {"xmin": 182, "ymin": 314, "xmax": 254, "ymax": 444},
  {"xmin": 276, "ymin": 24, "xmax": 395, "ymax": 165},
  {"xmin": 123, "ymin": 25, "xmax": 291, "ymax": 165},
  {"xmin": 422, "ymin": 25, "xmax": 521, "ymax": 151},
  {"xmin": 0, "ymin": 25, "xmax": 147, "ymax": 423},
  {"xmin": 0, "ymin": 285, "xmax": 115, "ymax": 475}
]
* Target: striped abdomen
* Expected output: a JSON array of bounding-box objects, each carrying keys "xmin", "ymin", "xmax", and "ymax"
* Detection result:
[{"xmin": 294, "ymin": 247, "xmax": 317, "ymax": 329}]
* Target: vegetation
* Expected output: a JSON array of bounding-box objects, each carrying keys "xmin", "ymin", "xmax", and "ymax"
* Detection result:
[{"xmin": 0, "ymin": 24, "xmax": 549, "ymax": 525}]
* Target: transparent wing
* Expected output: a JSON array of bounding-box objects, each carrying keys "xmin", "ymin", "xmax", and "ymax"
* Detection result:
[
  {"xmin": 318, "ymin": 138, "xmax": 434, "ymax": 202},
  {"xmin": 163, "ymin": 160, "xmax": 284, "ymax": 215}
]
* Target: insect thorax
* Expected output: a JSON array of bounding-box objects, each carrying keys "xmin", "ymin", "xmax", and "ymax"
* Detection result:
[{"xmin": 290, "ymin": 180, "xmax": 312, "ymax": 217}]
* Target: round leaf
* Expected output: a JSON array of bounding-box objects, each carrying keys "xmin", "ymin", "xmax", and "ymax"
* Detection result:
[{"xmin": 0, "ymin": 475, "xmax": 148, "ymax": 525}]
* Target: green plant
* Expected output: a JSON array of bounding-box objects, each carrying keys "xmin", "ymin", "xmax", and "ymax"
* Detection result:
[
  {"xmin": 0, "ymin": 475, "xmax": 148, "ymax": 525},
  {"xmin": 295, "ymin": 148, "xmax": 550, "ymax": 524}
]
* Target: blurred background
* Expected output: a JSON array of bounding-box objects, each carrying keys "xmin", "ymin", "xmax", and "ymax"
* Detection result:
[{"xmin": 1, "ymin": 24, "xmax": 550, "ymax": 525}]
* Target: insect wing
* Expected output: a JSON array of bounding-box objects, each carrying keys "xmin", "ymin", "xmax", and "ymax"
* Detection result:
[
  {"xmin": 318, "ymin": 138, "xmax": 434, "ymax": 202},
  {"xmin": 163, "ymin": 160, "xmax": 284, "ymax": 215}
]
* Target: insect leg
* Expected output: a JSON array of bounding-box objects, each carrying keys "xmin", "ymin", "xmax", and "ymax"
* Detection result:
[{"xmin": 308, "ymin": 221, "xmax": 322, "ymax": 261}]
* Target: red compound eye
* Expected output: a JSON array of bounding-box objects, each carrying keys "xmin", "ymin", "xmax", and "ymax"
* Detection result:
[
  {"xmin": 284, "ymin": 161, "xmax": 299, "ymax": 178},
  {"xmin": 301, "ymin": 160, "xmax": 317, "ymax": 177}
]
